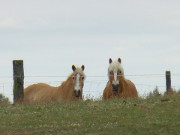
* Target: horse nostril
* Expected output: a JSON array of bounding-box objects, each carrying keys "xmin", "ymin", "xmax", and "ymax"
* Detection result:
[
  {"xmin": 78, "ymin": 90, "xmax": 81, "ymax": 96},
  {"xmin": 74, "ymin": 90, "xmax": 81, "ymax": 97},
  {"xmin": 112, "ymin": 84, "xmax": 119, "ymax": 91}
]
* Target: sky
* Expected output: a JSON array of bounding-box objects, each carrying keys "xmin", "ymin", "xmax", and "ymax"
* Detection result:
[{"xmin": 0, "ymin": 0, "xmax": 180, "ymax": 102}]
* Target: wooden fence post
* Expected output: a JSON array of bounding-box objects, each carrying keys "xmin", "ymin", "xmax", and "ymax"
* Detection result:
[
  {"xmin": 166, "ymin": 71, "xmax": 171, "ymax": 93},
  {"xmin": 13, "ymin": 60, "xmax": 24, "ymax": 103}
]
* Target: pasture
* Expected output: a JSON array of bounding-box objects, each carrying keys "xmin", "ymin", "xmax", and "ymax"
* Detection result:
[{"xmin": 0, "ymin": 92, "xmax": 180, "ymax": 135}]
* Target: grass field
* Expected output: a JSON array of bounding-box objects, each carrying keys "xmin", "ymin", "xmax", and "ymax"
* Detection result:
[{"xmin": 0, "ymin": 92, "xmax": 180, "ymax": 135}]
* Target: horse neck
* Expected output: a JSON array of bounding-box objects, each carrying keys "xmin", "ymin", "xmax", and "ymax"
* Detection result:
[
  {"xmin": 118, "ymin": 77, "xmax": 126, "ymax": 93},
  {"xmin": 58, "ymin": 74, "xmax": 74, "ymax": 93}
]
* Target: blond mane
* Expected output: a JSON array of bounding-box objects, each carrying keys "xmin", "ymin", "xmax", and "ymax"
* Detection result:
[{"xmin": 108, "ymin": 59, "xmax": 124, "ymax": 79}]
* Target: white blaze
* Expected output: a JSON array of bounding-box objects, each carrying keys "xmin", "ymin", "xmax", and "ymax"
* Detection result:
[
  {"xmin": 113, "ymin": 71, "xmax": 119, "ymax": 85},
  {"xmin": 75, "ymin": 73, "xmax": 81, "ymax": 91},
  {"xmin": 114, "ymin": 71, "xmax": 117, "ymax": 81}
]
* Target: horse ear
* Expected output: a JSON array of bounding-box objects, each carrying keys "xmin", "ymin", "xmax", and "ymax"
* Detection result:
[
  {"xmin": 109, "ymin": 58, "xmax": 112, "ymax": 64},
  {"xmin": 118, "ymin": 58, "xmax": 121, "ymax": 63},
  {"xmin": 81, "ymin": 65, "xmax": 85, "ymax": 71},
  {"xmin": 72, "ymin": 65, "xmax": 76, "ymax": 71}
]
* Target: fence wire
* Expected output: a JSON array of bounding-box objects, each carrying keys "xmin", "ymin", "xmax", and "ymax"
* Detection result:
[
  {"xmin": 0, "ymin": 74, "xmax": 180, "ymax": 102},
  {"xmin": 0, "ymin": 73, "xmax": 180, "ymax": 78}
]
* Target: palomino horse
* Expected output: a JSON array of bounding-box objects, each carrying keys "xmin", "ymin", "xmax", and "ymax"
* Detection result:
[
  {"xmin": 24, "ymin": 65, "xmax": 86, "ymax": 103},
  {"xmin": 103, "ymin": 58, "xmax": 138, "ymax": 99}
]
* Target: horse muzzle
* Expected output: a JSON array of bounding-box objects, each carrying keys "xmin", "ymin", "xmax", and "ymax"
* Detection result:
[
  {"xmin": 112, "ymin": 84, "xmax": 119, "ymax": 92},
  {"xmin": 74, "ymin": 90, "xmax": 81, "ymax": 97}
]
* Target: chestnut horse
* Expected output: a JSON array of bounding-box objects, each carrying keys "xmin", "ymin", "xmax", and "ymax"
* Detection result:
[
  {"xmin": 103, "ymin": 58, "xmax": 138, "ymax": 99},
  {"xmin": 24, "ymin": 65, "xmax": 86, "ymax": 103}
]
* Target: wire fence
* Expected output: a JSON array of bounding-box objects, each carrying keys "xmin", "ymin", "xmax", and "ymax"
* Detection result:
[{"xmin": 0, "ymin": 73, "xmax": 180, "ymax": 102}]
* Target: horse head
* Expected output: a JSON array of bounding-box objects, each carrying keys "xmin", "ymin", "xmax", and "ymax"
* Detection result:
[
  {"xmin": 71, "ymin": 65, "xmax": 86, "ymax": 98},
  {"xmin": 108, "ymin": 58, "xmax": 124, "ymax": 93}
]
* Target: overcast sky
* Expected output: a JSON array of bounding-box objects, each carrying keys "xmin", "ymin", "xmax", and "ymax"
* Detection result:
[{"xmin": 0, "ymin": 0, "xmax": 180, "ymax": 101}]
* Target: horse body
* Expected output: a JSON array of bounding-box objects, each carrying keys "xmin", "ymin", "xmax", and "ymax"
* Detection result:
[
  {"xmin": 103, "ymin": 58, "xmax": 138, "ymax": 99},
  {"xmin": 103, "ymin": 79, "xmax": 138, "ymax": 99},
  {"xmin": 24, "ymin": 83, "xmax": 59, "ymax": 103},
  {"xmin": 24, "ymin": 65, "xmax": 85, "ymax": 103}
]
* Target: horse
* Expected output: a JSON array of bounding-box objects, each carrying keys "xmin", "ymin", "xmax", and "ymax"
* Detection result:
[
  {"xmin": 103, "ymin": 58, "xmax": 138, "ymax": 99},
  {"xmin": 23, "ymin": 65, "xmax": 86, "ymax": 103}
]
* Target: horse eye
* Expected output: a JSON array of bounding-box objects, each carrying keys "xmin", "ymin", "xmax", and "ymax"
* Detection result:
[
  {"xmin": 82, "ymin": 77, "xmax": 84, "ymax": 80},
  {"xmin": 72, "ymin": 76, "xmax": 75, "ymax": 80},
  {"xmin": 110, "ymin": 71, "xmax": 113, "ymax": 75},
  {"xmin": 118, "ymin": 71, "xmax": 121, "ymax": 75}
]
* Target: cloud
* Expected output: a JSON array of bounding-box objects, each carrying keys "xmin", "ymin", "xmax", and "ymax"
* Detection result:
[
  {"xmin": 34, "ymin": 18, "xmax": 48, "ymax": 26},
  {"xmin": 20, "ymin": 18, "xmax": 49, "ymax": 29},
  {"xmin": 0, "ymin": 17, "xmax": 17, "ymax": 28},
  {"xmin": 170, "ymin": 20, "xmax": 180, "ymax": 27},
  {"xmin": 165, "ymin": 56, "xmax": 180, "ymax": 63}
]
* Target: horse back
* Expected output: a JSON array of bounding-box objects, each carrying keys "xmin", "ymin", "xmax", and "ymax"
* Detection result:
[
  {"xmin": 24, "ymin": 83, "xmax": 59, "ymax": 103},
  {"xmin": 123, "ymin": 79, "xmax": 138, "ymax": 98}
]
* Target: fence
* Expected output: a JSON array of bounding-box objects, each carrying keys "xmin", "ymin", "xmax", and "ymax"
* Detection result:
[{"xmin": 0, "ymin": 60, "xmax": 180, "ymax": 103}]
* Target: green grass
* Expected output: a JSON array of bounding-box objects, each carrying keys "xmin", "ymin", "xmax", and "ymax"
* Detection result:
[{"xmin": 0, "ymin": 92, "xmax": 180, "ymax": 135}]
